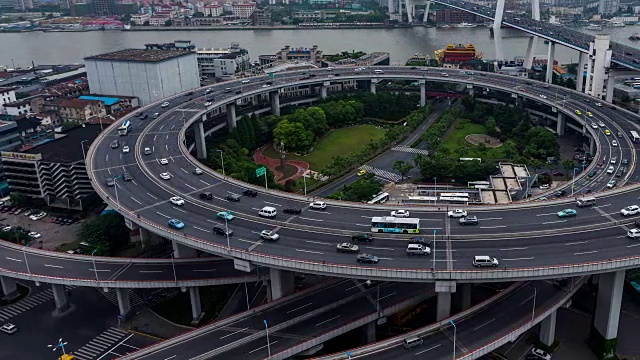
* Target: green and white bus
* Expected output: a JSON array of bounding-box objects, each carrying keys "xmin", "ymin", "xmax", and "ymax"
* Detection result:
[{"xmin": 371, "ymin": 216, "xmax": 420, "ymax": 234}]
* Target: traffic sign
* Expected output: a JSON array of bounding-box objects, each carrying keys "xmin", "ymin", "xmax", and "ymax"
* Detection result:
[
  {"xmin": 256, "ymin": 167, "xmax": 266, "ymax": 177},
  {"xmin": 269, "ymin": 73, "xmax": 275, "ymax": 79}
]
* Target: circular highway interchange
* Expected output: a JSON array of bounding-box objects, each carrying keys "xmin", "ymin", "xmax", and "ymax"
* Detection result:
[{"xmin": 87, "ymin": 66, "xmax": 640, "ymax": 282}]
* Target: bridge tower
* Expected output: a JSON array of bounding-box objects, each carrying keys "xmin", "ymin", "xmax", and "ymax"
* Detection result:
[{"xmin": 524, "ymin": 0, "xmax": 541, "ymax": 69}]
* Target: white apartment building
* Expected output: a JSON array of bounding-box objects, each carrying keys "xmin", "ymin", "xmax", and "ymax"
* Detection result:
[
  {"xmin": 0, "ymin": 87, "xmax": 16, "ymax": 114},
  {"xmin": 196, "ymin": 44, "xmax": 251, "ymax": 78},
  {"xmin": 232, "ymin": 3, "xmax": 256, "ymax": 18},
  {"xmin": 131, "ymin": 14, "xmax": 150, "ymax": 25},
  {"xmin": 203, "ymin": 4, "xmax": 223, "ymax": 16}
]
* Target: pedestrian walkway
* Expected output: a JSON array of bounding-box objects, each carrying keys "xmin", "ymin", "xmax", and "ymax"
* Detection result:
[
  {"xmin": 391, "ymin": 145, "xmax": 430, "ymax": 155},
  {"xmin": 360, "ymin": 165, "xmax": 403, "ymax": 182},
  {"xmin": 98, "ymin": 289, "xmax": 145, "ymax": 308},
  {"xmin": 0, "ymin": 285, "xmax": 75, "ymax": 321},
  {"xmin": 71, "ymin": 327, "xmax": 130, "ymax": 360}
]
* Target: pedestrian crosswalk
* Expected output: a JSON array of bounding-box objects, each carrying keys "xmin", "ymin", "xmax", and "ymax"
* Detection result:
[
  {"xmin": 72, "ymin": 327, "xmax": 130, "ymax": 360},
  {"xmin": 98, "ymin": 289, "xmax": 146, "ymax": 308},
  {"xmin": 391, "ymin": 145, "xmax": 430, "ymax": 155},
  {"xmin": 0, "ymin": 285, "xmax": 75, "ymax": 321},
  {"xmin": 360, "ymin": 165, "xmax": 403, "ymax": 183}
]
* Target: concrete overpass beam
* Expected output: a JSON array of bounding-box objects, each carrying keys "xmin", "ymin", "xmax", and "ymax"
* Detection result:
[
  {"xmin": 588, "ymin": 270, "xmax": 624, "ymax": 359},
  {"xmin": 436, "ymin": 281, "xmax": 456, "ymax": 321},
  {"xmin": 51, "ymin": 284, "xmax": 73, "ymax": 317},
  {"xmin": 172, "ymin": 240, "xmax": 199, "ymax": 258},
  {"xmin": 226, "ymin": 103, "xmax": 237, "ymax": 129},
  {"xmin": 189, "ymin": 287, "xmax": 204, "ymax": 325},
  {"xmin": 320, "ymin": 85, "xmax": 328, "ymax": 99},
  {"xmin": 546, "ymin": 41, "xmax": 556, "ymax": 84},
  {"xmin": 116, "ymin": 288, "xmax": 131, "ymax": 317},
  {"xmin": 577, "ymin": 52, "xmax": 587, "ymax": 92},
  {"xmin": 556, "ymin": 113, "xmax": 565, "ymax": 136},
  {"xmin": 539, "ymin": 309, "xmax": 557, "ymax": 346},
  {"xmin": 195, "ymin": 118, "xmax": 207, "ymax": 160},
  {"xmin": 270, "ymin": 91, "xmax": 280, "ymax": 116},
  {"xmin": 370, "ymin": 80, "xmax": 377, "ymax": 95},
  {"xmin": 269, "ymin": 268, "xmax": 294, "ymax": 301},
  {"xmin": 0, "ymin": 276, "xmax": 18, "ymax": 300},
  {"xmin": 420, "ymin": 80, "xmax": 426, "ymax": 107}
]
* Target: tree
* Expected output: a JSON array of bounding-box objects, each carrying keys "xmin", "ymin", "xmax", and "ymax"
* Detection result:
[
  {"xmin": 484, "ymin": 117, "xmax": 498, "ymax": 137},
  {"xmin": 143, "ymin": 20, "xmax": 150, "ymax": 26},
  {"xmin": 272, "ymin": 119, "xmax": 314, "ymax": 152},
  {"xmin": 392, "ymin": 160, "xmax": 413, "ymax": 180},
  {"xmin": 562, "ymin": 159, "xmax": 575, "ymax": 176},
  {"xmin": 524, "ymin": 127, "xmax": 559, "ymax": 160},
  {"xmin": 77, "ymin": 213, "xmax": 130, "ymax": 256},
  {"xmin": 164, "ymin": 19, "xmax": 172, "ymax": 26}
]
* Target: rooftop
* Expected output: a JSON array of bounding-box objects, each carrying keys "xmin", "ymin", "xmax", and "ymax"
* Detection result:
[
  {"xmin": 24, "ymin": 124, "xmax": 102, "ymax": 163},
  {"xmin": 58, "ymin": 98, "xmax": 102, "ymax": 109},
  {"xmin": 79, "ymin": 95, "xmax": 119, "ymax": 106},
  {"xmin": 84, "ymin": 49, "xmax": 193, "ymax": 63}
]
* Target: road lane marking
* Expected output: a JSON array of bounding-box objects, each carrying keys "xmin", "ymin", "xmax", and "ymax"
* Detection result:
[
  {"xmin": 248, "ymin": 341, "xmax": 279, "ymax": 354},
  {"xmin": 193, "ymin": 226, "xmax": 211, "ymax": 233},
  {"xmin": 44, "ymin": 264, "xmax": 63, "ymax": 269},
  {"xmin": 377, "ymin": 257, "xmax": 394, "ymax": 260},
  {"xmin": 574, "ymin": 250, "xmax": 598, "ymax": 255},
  {"xmin": 237, "ymin": 238, "xmax": 261, "ymax": 245},
  {"xmin": 519, "ymin": 295, "xmax": 535, "ymax": 305},
  {"xmin": 172, "ymin": 207, "xmax": 187, "ymax": 213},
  {"xmin": 147, "ymin": 192, "xmax": 158, "ymax": 200},
  {"xmin": 480, "ymin": 225, "xmax": 507, "ymax": 229},
  {"xmin": 156, "ymin": 212, "xmax": 171, "ymax": 218},
  {"xmin": 130, "ymin": 197, "xmax": 141, "ymax": 205},
  {"xmin": 502, "ymin": 257, "xmax": 534, "ymax": 261},
  {"xmin": 5, "ymin": 257, "xmax": 21, "ymax": 262},
  {"xmin": 200, "ymin": 180, "xmax": 210, "ymax": 186},
  {"xmin": 296, "ymin": 249, "xmax": 324, "ymax": 254},
  {"xmin": 193, "ymin": 269, "xmax": 216, "ymax": 272},
  {"xmin": 305, "ymin": 240, "xmax": 332, "ymax": 245},
  {"xmin": 180, "ymin": 168, "xmax": 188, "ymax": 173},
  {"xmin": 479, "ymin": 217, "xmax": 503, "ymax": 220},
  {"xmin": 379, "ymin": 291, "xmax": 397, "ymax": 301},
  {"xmin": 500, "ymin": 247, "xmax": 528, "ymax": 251},
  {"xmin": 565, "ymin": 241, "xmax": 588, "ymax": 245},
  {"xmin": 473, "ymin": 318, "xmax": 495, "ymax": 331},
  {"xmin": 542, "ymin": 220, "xmax": 567, "ymax": 224},
  {"xmin": 364, "ymin": 246, "xmax": 394, "ymax": 251},
  {"xmin": 315, "ymin": 315, "xmax": 341, "ymax": 326},
  {"xmin": 355, "ymin": 224, "xmax": 371, "ymax": 227},
  {"xmin": 536, "ymin": 213, "xmax": 558, "ymax": 216},
  {"xmin": 287, "ymin": 302, "xmax": 313, "ymax": 314},
  {"xmin": 184, "ymin": 183, "xmax": 197, "ymax": 190},
  {"xmin": 89, "ymin": 268, "xmax": 111, "ymax": 272},
  {"xmin": 298, "ymin": 217, "xmax": 323, "ymax": 222},
  {"xmin": 219, "ymin": 327, "xmax": 249, "ymax": 339},
  {"xmin": 627, "ymin": 244, "xmax": 640, "ymax": 247},
  {"xmin": 415, "ymin": 344, "xmax": 441, "ymax": 355},
  {"xmin": 264, "ymin": 201, "xmax": 282, "ymax": 207},
  {"xmin": 139, "ymin": 270, "xmax": 163, "ymax": 273}
]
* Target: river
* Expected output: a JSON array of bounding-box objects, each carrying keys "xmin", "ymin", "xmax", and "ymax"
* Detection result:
[{"xmin": 0, "ymin": 25, "xmax": 639, "ymax": 68}]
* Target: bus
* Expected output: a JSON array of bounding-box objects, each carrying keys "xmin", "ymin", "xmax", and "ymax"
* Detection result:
[
  {"xmin": 371, "ymin": 216, "xmax": 420, "ymax": 234},
  {"xmin": 439, "ymin": 192, "xmax": 469, "ymax": 204},
  {"xmin": 367, "ymin": 192, "xmax": 390, "ymax": 204},
  {"xmin": 631, "ymin": 131, "xmax": 640, "ymax": 143},
  {"xmin": 118, "ymin": 120, "xmax": 132, "ymax": 136}
]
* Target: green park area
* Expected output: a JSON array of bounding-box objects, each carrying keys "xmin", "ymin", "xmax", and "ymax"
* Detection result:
[
  {"xmin": 263, "ymin": 124, "xmax": 385, "ymax": 171},
  {"xmin": 439, "ymin": 120, "xmax": 508, "ymax": 159}
]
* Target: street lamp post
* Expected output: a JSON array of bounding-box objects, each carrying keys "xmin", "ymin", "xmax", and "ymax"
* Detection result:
[
  {"xmin": 530, "ymin": 284, "xmax": 537, "ymax": 323},
  {"xmin": 302, "ymin": 172, "xmax": 307, "ymax": 196},
  {"xmin": 91, "ymin": 249, "xmax": 99, "ymax": 281},
  {"xmin": 22, "ymin": 246, "xmax": 31, "ymax": 275},
  {"xmin": 244, "ymin": 281, "xmax": 250, "ymax": 310},
  {"xmin": 434, "ymin": 177, "xmax": 437, "ymax": 206},
  {"xmin": 263, "ymin": 319, "xmax": 271, "ymax": 357},
  {"xmin": 80, "ymin": 139, "xmax": 89, "ymax": 160},
  {"xmin": 225, "ymin": 216, "xmax": 231, "ymax": 250},
  {"xmin": 450, "ymin": 320, "xmax": 457, "ymax": 360},
  {"xmin": 216, "ymin": 149, "xmax": 225, "ymax": 176},
  {"xmin": 432, "ymin": 230, "xmax": 436, "ymax": 270},
  {"xmin": 171, "ymin": 251, "xmax": 177, "ymax": 283},
  {"xmin": 113, "ymin": 176, "xmax": 120, "ymax": 206}
]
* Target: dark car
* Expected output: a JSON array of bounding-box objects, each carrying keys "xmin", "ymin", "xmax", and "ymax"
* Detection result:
[
  {"xmin": 123, "ymin": 172, "xmax": 132, "ymax": 181},
  {"xmin": 552, "ymin": 171, "xmax": 564, "ymax": 176},
  {"xmin": 140, "ymin": 114, "xmax": 149, "ymax": 120},
  {"xmin": 135, "ymin": 112, "xmax": 142, "ymax": 117},
  {"xmin": 235, "ymin": 90, "xmax": 242, "ymax": 94},
  {"xmin": 554, "ymin": 190, "xmax": 567, "ymax": 197},
  {"xmin": 459, "ymin": 216, "xmax": 479, "ymax": 225},
  {"xmin": 283, "ymin": 208, "xmax": 302, "ymax": 215},
  {"xmin": 356, "ymin": 253, "xmax": 379, "ymax": 264},
  {"xmin": 225, "ymin": 194, "xmax": 241, "ymax": 202},
  {"xmin": 199, "ymin": 192, "xmax": 213, "ymax": 200},
  {"xmin": 242, "ymin": 189, "xmax": 258, "ymax": 197},
  {"xmin": 110, "ymin": 140, "xmax": 119, "ymax": 149},
  {"xmin": 409, "ymin": 236, "xmax": 431, "ymax": 246},
  {"xmin": 185, "ymin": 91, "xmax": 194, "ymax": 96},
  {"xmin": 351, "ymin": 233, "xmax": 373, "ymax": 242},
  {"xmin": 212, "ymin": 226, "xmax": 233, "ymax": 236}
]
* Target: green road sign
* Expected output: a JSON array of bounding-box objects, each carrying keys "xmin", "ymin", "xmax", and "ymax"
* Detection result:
[
  {"xmin": 269, "ymin": 73, "xmax": 275, "ymax": 79},
  {"xmin": 256, "ymin": 167, "xmax": 266, "ymax": 177}
]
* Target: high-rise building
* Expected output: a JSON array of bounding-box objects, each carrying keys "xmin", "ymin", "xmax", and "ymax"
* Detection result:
[
  {"xmin": 92, "ymin": 0, "xmax": 115, "ymax": 16},
  {"xmin": 598, "ymin": 0, "xmax": 619, "ymax": 15}
]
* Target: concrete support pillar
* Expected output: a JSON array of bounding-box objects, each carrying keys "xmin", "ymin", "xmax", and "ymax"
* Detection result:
[
  {"xmin": 436, "ymin": 281, "xmax": 456, "ymax": 321},
  {"xmin": 370, "ymin": 80, "xmax": 376, "ymax": 94},
  {"xmin": 577, "ymin": 52, "xmax": 587, "ymax": 92},
  {"xmin": 493, "ymin": 0, "xmax": 505, "ymax": 30},
  {"xmin": 585, "ymin": 57, "xmax": 593, "ymax": 96},
  {"xmin": 590, "ymin": 35, "xmax": 611, "ymax": 99},
  {"xmin": 588, "ymin": 270, "xmax": 624, "ymax": 359},
  {"xmin": 139, "ymin": 228, "xmax": 161, "ymax": 246},
  {"xmin": 524, "ymin": 37, "xmax": 537, "ymax": 70},
  {"xmin": 387, "ymin": 0, "xmax": 393, "ymax": 13},
  {"xmin": 269, "ymin": 268, "xmax": 294, "ymax": 301},
  {"xmin": 189, "ymin": 287, "xmax": 204, "ymax": 325},
  {"xmin": 423, "ymin": 1, "xmax": 431, "ymax": 23},
  {"xmin": 270, "ymin": 91, "xmax": 280, "ymax": 116},
  {"xmin": 320, "ymin": 85, "xmax": 327, "ymax": 99},
  {"xmin": 226, "ymin": 103, "xmax": 236, "ymax": 129},
  {"xmin": 406, "ymin": 0, "xmax": 413, "ymax": 22},
  {"xmin": 420, "ymin": 81, "xmax": 426, "ymax": 106},
  {"xmin": 589, "ymin": 136, "xmax": 596, "ymax": 155},
  {"xmin": 116, "ymin": 288, "xmax": 131, "ymax": 317},
  {"xmin": 363, "ymin": 321, "xmax": 376, "ymax": 343},
  {"xmin": 195, "ymin": 118, "xmax": 206, "ymax": 160},
  {"xmin": 0, "ymin": 276, "xmax": 18, "ymax": 300},
  {"xmin": 539, "ymin": 309, "xmax": 557, "ymax": 346},
  {"xmin": 51, "ymin": 284, "xmax": 71, "ymax": 316},
  {"xmin": 457, "ymin": 283, "xmax": 471, "ymax": 311},
  {"xmin": 556, "ymin": 113, "xmax": 565, "ymax": 136},
  {"xmin": 468, "ymin": 87, "xmax": 475, "ymax": 97},
  {"xmin": 172, "ymin": 240, "xmax": 198, "ymax": 258},
  {"xmin": 605, "ymin": 76, "xmax": 615, "ymax": 104},
  {"xmin": 546, "ymin": 41, "xmax": 556, "ymax": 84},
  {"xmin": 493, "ymin": 26, "xmax": 505, "ymax": 67}
]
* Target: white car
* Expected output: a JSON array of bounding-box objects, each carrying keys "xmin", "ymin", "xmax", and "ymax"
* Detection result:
[
  {"xmin": 447, "ymin": 209, "xmax": 467, "ymax": 218},
  {"xmin": 122, "ymin": 146, "xmax": 130, "ymax": 153},
  {"xmin": 612, "ymin": 140, "xmax": 618, "ymax": 147},
  {"xmin": 621, "ymin": 205, "xmax": 640, "ymax": 216},
  {"xmin": 310, "ymin": 201, "xmax": 327, "ymax": 210},
  {"xmin": 529, "ymin": 348, "xmax": 552, "ymax": 360},
  {"xmin": 204, "ymin": 101, "xmax": 213, "ymax": 107},
  {"xmin": 161, "ymin": 102, "xmax": 170, "ymax": 108},
  {"xmin": 1, "ymin": 225, "xmax": 11, "ymax": 232},
  {"xmin": 160, "ymin": 172, "xmax": 171, "ymax": 180},
  {"xmin": 539, "ymin": 94, "xmax": 547, "ymax": 99},
  {"xmin": 607, "ymin": 166, "xmax": 615, "ymax": 174},
  {"xmin": 260, "ymin": 230, "xmax": 280, "ymax": 241},
  {"xmin": 28, "ymin": 231, "xmax": 41, "ymax": 239},
  {"xmin": 193, "ymin": 168, "xmax": 203, "ymax": 175},
  {"xmin": 598, "ymin": 121, "xmax": 605, "ymax": 127},
  {"xmin": 595, "ymin": 102, "xmax": 603, "ymax": 107},
  {"xmin": 391, "ymin": 210, "xmax": 410, "ymax": 218},
  {"xmin": 539, "ymin": 184, "xmax": 550, "ymax": 190},
  {"xmin": 611, "ymin": 157, "xmax": 617, "ymax": 164},
  {"xmin": 159, "ymin": 158, "xmax": 169, "ymax": 165},
  {"xmin": 170, "ymin": 196, "xmax": 185, "ymax": 206},
  {"xmin": 0, "ymin": 323, "xmax": 17, "ymax": 334},
  {"xmin": 262, "ymin": 84, "xmax": 271, "ymax": 88},
  {"xmin": 30, "ymin": 212, "xmax": 47, "ymax": 221},
  {"xmin": 628, "ymin": 228, "xmax": 640, "ymax": 239},
  {"xmin": 242, "ymin": 79, "xmax": 250, "ymax": 83},
  {"xmin": 590, "ymin": 123, "xmax": 598, "ymax": 129}
]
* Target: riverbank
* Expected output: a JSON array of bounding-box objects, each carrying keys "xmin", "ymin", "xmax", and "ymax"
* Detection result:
[{"xmin": 123, "ymin": 24, "xmax": 417, "ymax": 31}]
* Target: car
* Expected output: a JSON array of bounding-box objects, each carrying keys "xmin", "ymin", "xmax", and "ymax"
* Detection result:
[
  {"xmin": 617, "ymin": 132, "xmax": 622, "ymax": 138},
  {"xmin": 159, "ymin": 158, "xmax": 169, "ymax": 165},
  {"xmin": 262, "ymin": 84, "xmax": 271, "ymax": 88},
  {"xmin": 604, "ymin": 129, "xmax": 611, "ymax": 136},
  {"xmin": 459, "ymin": 216, "xmax": 479, "ymax": 225},
  {"xmin": 336, "ymin": 242, "xmax": 359, "ymax": 253},
  {"xmin": 611, "ymin": 157, "xmax": 617, "ymax": 164},
  {"xmin": 106, "ymin": 178, "xmax": 115, "ymax": 187},
  {"xmin": 616, "ymin": 170, "xmax": 623, "ymax": 177},
  {"xmin": 586, "ymin": 111, "xmax": 593, "ymax": 117},
  {"xmin": 225, "ymin": 194, "xmax": 241, "ymax": 202},
  {"xmin": 447, "ymin": 209, "xmax": 467, "ymax": 218},
  {"xmin": 622, "ymin": 158, "xmax": 629, "ymax": 164},
  {"xmin": 204, "ymin": 101, "xmax": 213, "ymax": 106},
  {"xmin": 170, "ymin": 196, "xmax": 185, "ymax": 206},
  {"xmin": 590, "ymin": 123, "xmax": 598, "ymax": 129},
  {"xmin": 283, "ymin": 208, "xmax": 302, "ymax": 215},
  {"xmin": 409, "ymin": 236, "xmax": 431, "ymax": 246},
  {"xmin": 110, "ymin": 140, "xmax": 119, "ymax": 149},
  {"xmin": 123, "ymin": 172, "xmax": 132, "ymax": 181},
  {"xmin": 161, "ymin": 102, "xmax": 170, "ymax": 108},
  {"xmin": 140, "ymin": 114, "xmax": 148, "ymax": 120},
  {"xmin": 122, "ymin": 146, "xmax": 130, "ymax": 153},
  {"xmin": 242, "ymin": 79, "xmax": 251, "ymax": 84},
  {"xmin": 310, "ymin": 201, "xmax": 327, "ymax": 210},
  {"xmin": 391, "ymin": 209, "xmax": 410, "ymax": 217},
  {"xmin": 242, "ymin": 189, "xmax": 258, "ymax": 197},
  {"xmin": 260, "ymin": 230, "xmax": 279, "ymax": 241},
  {"xmin": 1, "ymin": 225, "xmax": 11, "ymax": 232},
  {"xmin": 216, "ymin": 211, "xmax": 235, "ymax": 221},
  {"xmin": 595, "ymin": 102, "xmax": 603, "ymax": 107},
  {"xmin": 199, "ymin": 192, "xmax": 213, "ymax": 200},
  {"xmin": 607, "ymin": 179, "xmax": 617, "ymax": 189},
  {"xmin": 529, "ymin": 347, "xmax": 552, "ymax": 360},
  {"xmin": 23, "ymin": 209, "xmax": 38, "ymax": 217},
  {"xmin": 213, "ymin": 225, "xmax": 233, "ymax": 236},
  {"xmin": 160, "ymin": 172, "xmax": 171, "ymax": 180},
  {"xmin": 357, "ymin": 169, "xmax": 367, "ymax": 176},
  {"xmin": 628, "ymin": 228, "xmax": 640, "ymax": 239},
  {"xmin": 193, "ymin": 168, "xmax": 203, "ymax": 175},
  {"xmin": 30, "ymin": 212, "xmax": 47, "ymax": 221},
  {"xmin": 557, "ymin": 209, "xmax": 577, "ymax": 217},
  {"xmin": 539, "ymin": 184, "xmax": 550, "ymax": 190},
  {"xmin": 539, "ymin": 94, "xmax": 547, "ymax": 99},
  {"xmin": 598, "ymin": 121, "xmax": 605, "ymax": 127},
  {"xmin": 0, "ymin": 323, "xmax": 17, "ymax": 334},
  {"xmin": 441, "ymin": 73, "xmax": 449, "ymax": 77},
  {"xmin": 612, "ymin": 140, "xmax": 618, "ymax": 147},
  {"xmin": 28, "ymin": 231, "xmax": 41, "ymax": 239},
  {"xmin": 168, "ymin": 219, "xmax": 184, "ymax": 229},
  {"xmin": 352, "ymin": 233, "xmax": 373, "ymax": 242},
  {"xmin": 13, "ymin": 208, "xmax": 25, "ymax": 215},
  {"xmin": 621, "ymin": 205, "xmax": 640, "ymax": 216},
  {"xmin": 185, "ymin": 91, "xmax": 194, "ymax": 96},
  {"xmin": 607, "ymin": 166, "xmax": 615, "ymax": 174},
  {"xmin": 575, "ymin": 110, "xmax": 582, "ymax": 115},
  {"xmin": 598, "ymin": 159, "xmax": 604, "ymax": 167},
  {"xmin": 357, "ymin": 253, "xmax": 379, "ymax": 264},
  {"xmin": 554, "ymin": 190, "xmax": 567, "ymax": 197}
]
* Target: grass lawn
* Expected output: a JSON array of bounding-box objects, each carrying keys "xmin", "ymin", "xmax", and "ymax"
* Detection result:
[
  {"xmin": 262, "ymin": 125, "xmax": 386, "ymax": 171},
  {"xmin": 439, "ymin": 121, "xmax": 507, "ymax": 159}
]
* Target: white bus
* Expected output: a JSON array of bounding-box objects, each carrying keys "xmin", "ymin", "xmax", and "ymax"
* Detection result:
[
  {"xmin": 118, "ymin": 120, "xmax": 132, "ymax": 136},
  {"xmin": 631, "ymin": 131, "xmax": 640, "ymax": 143},
  {"xmin": 439, "ymin": 192, "xmax": 469, "ymax": 204},
  {"xmin": 367, "ymin": 192, "xmax": 390, "ymax": 204},
  {"xmin": 371, "ymin": 216, "xmax": 420, "ymax": 234}
]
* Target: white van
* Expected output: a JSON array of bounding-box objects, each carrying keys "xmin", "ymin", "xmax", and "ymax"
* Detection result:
[
  {"xmin": 576, "ymin": 196, "xmax": 596, "ymax": 207},
  {"xmin": 406, "ymin": 244, "xmax": 431, "ymax": 256},
  {"xmin": 403, "ymin": 337, "xmax": 423, "ymax": 349},
  {"xmin": 374, "ymin": 69, "xmax": 384, "ymax": 74},
  {"xmin": 473, "ymin": 255, "xmax": 499, "ymax": 267},
  {"xmin": 144, "ymin": 147, "xmax": 152, "ymax": 155},
  {"xmin": 258, "ymin": 206, "xmax": 277, "ymax": 218}
]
